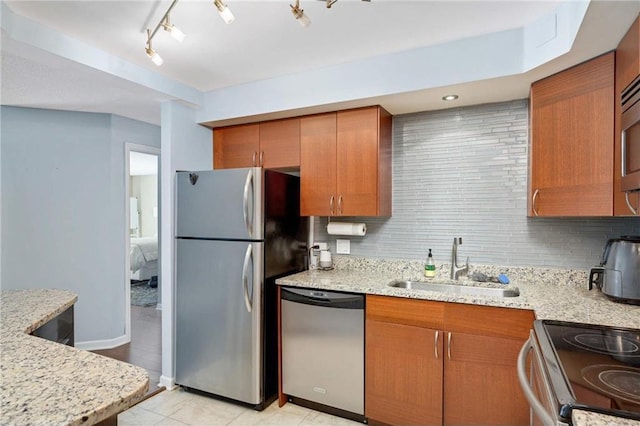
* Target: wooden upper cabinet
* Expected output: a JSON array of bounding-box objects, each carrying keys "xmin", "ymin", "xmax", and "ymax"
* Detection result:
[
  {"xmin": 614, "ymin": 16, "xmax": 640, "ymax": 216},
  {"xmin": 259, "ymin": 118, "xmax": 300, "ymax": 169},
  {"xmin": 213, "ymin": 118, "xmax": 300, "ymax": 170},
  {"xmin": 616, "ymin": 16, "xmax": 640, "ymax": 93},
  {"xmin": 300, "ymin": 106, "xmax": 392, "ymax": 217},
  {"xmin": 300, "ymin": 113, "xmax": 337, "ymax": 216},
  {"xmin": 213, "ymin": 123, "xmax": 259, "ymax": 169},
  {"xmin": 337, "ymin": 107, "xmax": 392, "ymax": 216},
  {"xmin": 529, "ymin": 52, "xmax": 615, "ymax": 217}
]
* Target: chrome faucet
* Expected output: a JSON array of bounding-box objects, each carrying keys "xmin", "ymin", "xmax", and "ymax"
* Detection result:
[{"xmin": 451, "ymin": 237, "xmax": 469, "ymax": 280}]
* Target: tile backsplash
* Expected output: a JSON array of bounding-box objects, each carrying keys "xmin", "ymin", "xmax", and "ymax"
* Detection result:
[{"xmin": 314, "ymin": 99, "xmax": 639, "ymax": 269}]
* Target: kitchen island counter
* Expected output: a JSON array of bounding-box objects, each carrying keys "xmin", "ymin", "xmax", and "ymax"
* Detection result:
[{"xmin": 1, "ymin": 289, "xmax": 149, "ymax": 426}]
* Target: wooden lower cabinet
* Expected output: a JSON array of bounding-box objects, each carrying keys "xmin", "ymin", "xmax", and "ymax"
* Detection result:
[
  {"xmin": 366, "ymin": 320, "xmax": 443, "ymax": 426},
  {"xmin": 365, "ymin": 295, "xmax": 534, "ymax": 426},
  {"xmin": 443, "ymin": 332, "xmax": 530, "ymax": 425}
]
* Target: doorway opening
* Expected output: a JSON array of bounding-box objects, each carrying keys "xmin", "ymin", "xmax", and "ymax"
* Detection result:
[{"xmin": 94, "ymin": 144, "xmax": 163, "ymax": 399}]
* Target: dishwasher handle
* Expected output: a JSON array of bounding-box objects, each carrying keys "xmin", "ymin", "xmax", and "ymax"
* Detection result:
[{"xmin": 281, "ymin": 287, "xmax": 364, "ymax": 309}]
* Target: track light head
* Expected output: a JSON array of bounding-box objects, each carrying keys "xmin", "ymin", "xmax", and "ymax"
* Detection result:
[
  {"xmin": 145, "ymin": 46, "xmax": 163, "ymax": 66},
  {"xmin": 290, "ymin": 0, "xmax": 311, "ymax": 27},
  {"xmin": 213, "ymin": 0, "xmax": 235, "ymax": 24},
  {"xmin": 145, "ymin": 29, "xmax": 163, "ymax": 66},
  {"xmin": 162, "ymin": 15, "xmax": 185, "ymax": 42}
]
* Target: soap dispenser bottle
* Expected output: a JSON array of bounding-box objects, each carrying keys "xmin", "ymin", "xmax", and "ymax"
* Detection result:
[{"xmin": 424, "ymin": 249, "xmax": 436, "ymax": 278}]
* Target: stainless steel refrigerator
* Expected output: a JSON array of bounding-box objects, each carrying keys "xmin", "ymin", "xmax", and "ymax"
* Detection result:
[{"xmin": 175, "ymin": 167, "xmax": 307, "ymax": 410}]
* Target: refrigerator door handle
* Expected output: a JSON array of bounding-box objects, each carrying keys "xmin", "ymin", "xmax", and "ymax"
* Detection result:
[
  {"xmin": 243, "ymin": 170, "xmax": 254, "ymax": 238},
  {"xmin": 242, "ymin": 244, "xmax": 253, "ymax": 312}
]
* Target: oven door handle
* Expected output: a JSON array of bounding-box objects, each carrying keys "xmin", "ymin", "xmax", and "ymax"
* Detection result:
[{"xmin": 517, "ymin": 335, "xmax": 556, "ymax": 426}]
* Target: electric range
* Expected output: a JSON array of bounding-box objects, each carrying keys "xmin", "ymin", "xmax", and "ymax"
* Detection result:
[{"xmin": 523, "ymin": 320, "xmax": 640, "ymax": 425}]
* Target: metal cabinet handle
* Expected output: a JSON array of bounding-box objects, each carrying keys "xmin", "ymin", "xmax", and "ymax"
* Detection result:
[
  {"xmin": 252, "ymin": 151, "xmax": 257, "ymax": 167},
  {"xmin": 517, "ymin": 335, "xmax": 555, "ymax": 426},
  {"xmin": 447, "ymin": 332, "xmax": 452, "ymax": 360},
  {"xmin": 622, "ymin": 130, "xmax": 627, "ymax": 177},
  {"xmin": 434, "ymin": 331, "xmax": 440, "ymax": 359},
  {"xmin": 338, "ymin": 195, "xmax": 343, "ymax": 215},
  {"xmin": 532, "ymin": 189, "xmax": 540, "ymax": 216},
  {"xmin": 259, "ymin": 151, "xmax": 264, "ymax": 167},
  {"xmin": 242, "ymin": 244, "xmax": 253, "ymax": 313},
  {"xmin": 625, "ymin": 192, "xmax": 638, "ymax": 215},
  {"xmin": 329, "ymin": 195, "xmax": 335, "ymax": 216},
  {"xmin": 243, "ymin": 170, "xmax": 253, "ymax": 238}
]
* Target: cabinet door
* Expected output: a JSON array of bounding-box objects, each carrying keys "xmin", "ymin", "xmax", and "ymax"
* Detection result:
[
  {"xmin": 615, "ymin": 29, "xmax": 640, "ymax": 216},
  {"xmin": 336, "ymin": 107, "xmax": 381, "ymax": 216},
  {"xmin": 365, "ymin": 319, "xmax": 443, "ymax": 426},
  {"xmin": 213, "ymin": 124, "xmax": 259, "ymax": 169},
  {"xmin": 300, "ymin": 113, "xmax": 337, "ymax": 216},
  {"xmin": 259, "ymin": 118, "xmax": 300, "ymax": 169},
  {"xmin": 614, "ymin": 76, "xmax": 640, "ymax": 215},
  {"xmin": 529, "ymin": 52, "xmax": 614, "ymax": 216},
  {"xmin": 616, "ymin": 16, "xmax": 640, "ymax": 93},
  {"xmin": 443, "ymin": 332, "xmax": 529, "ymax": 426}
]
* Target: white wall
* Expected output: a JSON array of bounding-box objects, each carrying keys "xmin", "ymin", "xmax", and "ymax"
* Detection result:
[
  {"xmin": 130, "ymin": 175, "xmax": 158, "ymax": 237},
  {"xmin": 197, "ymin": 3, "xmax": 590, "ymax": 124},
  {"xmin": 1, "ymin": 106, "xmax": 160, "ymax": 344},
  {"xmin": 159, "ymin": 100, "xmax": 212, "ymax": 389}
]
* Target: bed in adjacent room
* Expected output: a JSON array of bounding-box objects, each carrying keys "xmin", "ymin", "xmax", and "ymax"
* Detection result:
[{"xmin": 130, "ymin": 236, "xmax": 158, "ymax": 282}]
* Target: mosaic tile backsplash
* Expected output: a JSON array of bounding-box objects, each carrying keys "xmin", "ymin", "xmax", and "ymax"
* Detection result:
[{"xmin": 314, "ymin": 100, "xmax": 639, "ymax": 269}]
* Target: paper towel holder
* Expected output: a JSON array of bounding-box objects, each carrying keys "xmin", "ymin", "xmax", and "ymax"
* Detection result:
[{"xmin": 326, "ymin": 220, "xmax": 367, "ymax": 236}]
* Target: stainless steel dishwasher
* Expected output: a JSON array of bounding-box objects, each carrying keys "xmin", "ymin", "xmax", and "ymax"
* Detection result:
[{"xmin": 281, "ymin": 287, "xmax": 365, "ymax": 422}]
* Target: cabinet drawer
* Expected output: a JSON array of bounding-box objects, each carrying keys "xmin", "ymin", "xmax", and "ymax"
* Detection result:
[
  {"xmin": 444, "ymin": 302, "xmax": 534, "ymax": 340},
  {"xmin": 366, "ymin": 295, "xmax": 444, "ymax": 329}
]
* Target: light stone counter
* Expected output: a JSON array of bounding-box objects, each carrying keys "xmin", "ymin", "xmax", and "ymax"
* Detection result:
[
  {"xmin": 1, "ymin": 289, "xmax": 149, "ymax": 426},
  {"xmin": 277, "ymin": 257, "xmax": 640, "ymax": 329},
  {"xmin": 276, "ymin": 256, "xmax": 640, "ymax": 425},
  {"xmin": 573, "ymin": 411, "xmax": 640, "ymax": 426}
]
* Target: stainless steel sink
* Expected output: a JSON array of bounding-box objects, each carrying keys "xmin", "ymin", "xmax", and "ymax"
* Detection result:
[{"xmin": 388, "ymin": 280, "xmax": 519, "ymax": 297}]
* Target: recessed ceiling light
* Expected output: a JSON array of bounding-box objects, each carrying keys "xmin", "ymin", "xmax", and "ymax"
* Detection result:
[{"xmin": 442, "ymin": 94, "xmax": 459, "ymax": 101}]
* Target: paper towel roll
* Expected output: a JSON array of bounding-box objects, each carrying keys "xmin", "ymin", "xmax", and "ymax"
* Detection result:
[{"xmin": 326, "ymin": 222, "xmax": 367, "ymax": 236}]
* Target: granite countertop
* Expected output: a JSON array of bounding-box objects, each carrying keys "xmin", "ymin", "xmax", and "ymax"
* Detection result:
[
  {"xmin": 277, "ymin": 258, "xmax": 640, "ymax": 329},
  {"xmin": 276, "ymin": 256, "xmax": 640, "ymax": 426},
  {"xmin": 573, "ymin": 411, "xmax": 640, "ymax": 426},
  {"xmin": 0, "ymin": 289, "xmax": 149, "ymax": 426}
]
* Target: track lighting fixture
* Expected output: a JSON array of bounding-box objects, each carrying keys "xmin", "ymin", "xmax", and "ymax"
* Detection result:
[
  {"xmin": 162, "ymin": 15, "xmax": 185, "ymax": 42},
  {"xmin": 144, "ymin": 0, "xmax": 181, "ymax": 66},
  {"xmin": 290, "ymin": 0, "xmax": 311, "ymax": 27},
  {"xmin": 145, "ymin": 30, "xmax": 163, "ymax": 66},
  {"xmin": 213, "ymin": 0, "xmax": 235, "ymax": 24},
  {"xmin": 143, "ymin": 0, "xmax": 371, "ymax": 64},
  {"xmin": 323, "ymin": 0, "xmax": 371, "ymax": 8}
]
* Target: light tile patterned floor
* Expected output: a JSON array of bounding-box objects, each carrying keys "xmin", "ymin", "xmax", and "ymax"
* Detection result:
[{"xmin": 119, "ymin": 388, "xmax": 361, "ymax": 426}]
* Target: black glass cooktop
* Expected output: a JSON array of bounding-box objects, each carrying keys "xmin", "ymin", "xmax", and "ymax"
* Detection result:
[{"xmin": 535, "ymin": 320, "xmax": 640, "ymax": 422}]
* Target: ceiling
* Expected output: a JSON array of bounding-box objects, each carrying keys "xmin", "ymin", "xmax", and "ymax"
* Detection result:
[{"xmin": 2, "ymin": 1, "xmax": 639, "ymax": 126}]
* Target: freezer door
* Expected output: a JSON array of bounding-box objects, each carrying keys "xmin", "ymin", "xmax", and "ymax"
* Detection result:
[
  {"xmin": 176, "ymin": 168, "xmax": 263, "ymax": 240},
  {"xmin": 176, "ymin": 239, "xmax": 264, "ymax": 405}
]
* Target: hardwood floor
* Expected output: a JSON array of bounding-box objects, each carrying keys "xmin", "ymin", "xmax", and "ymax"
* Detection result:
[{"xmin": 93, "ymin": 305, "xmax": 163, "ymax": 399}]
